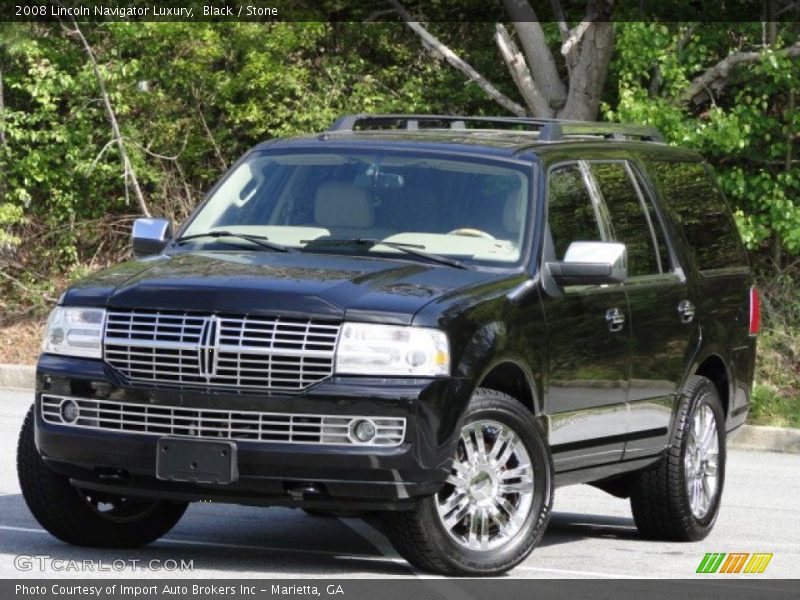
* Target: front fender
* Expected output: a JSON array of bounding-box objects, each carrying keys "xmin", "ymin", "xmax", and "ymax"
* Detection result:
[{"xmin": 452, "ymin": 318, "xmax": 545, "ymax": 415}]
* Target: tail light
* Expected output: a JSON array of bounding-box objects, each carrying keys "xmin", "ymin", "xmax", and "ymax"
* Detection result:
[{"xmin": 749, "ymin": 286, "xmax": 760, "ymax": 336}]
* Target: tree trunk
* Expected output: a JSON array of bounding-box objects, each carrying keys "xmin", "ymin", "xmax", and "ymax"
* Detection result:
[
  {"xmin": 389, "ymin": 0, "xmax": 528, "ymax": 116},
  {"xmin": 766, "ymin": 0, "xmax": 778, "ymax": 46},
  {"xmin": 495, "ymin": 24, "xmax": 553, "ymax": 117},
  {"xmin": 558, "ymin": 20, "xmax": 614, "ymax": 120},
  {"xmin": 391, "ymin": 0, "xmax": 616, "ymax": 121},
  {"xmin": 775, "ymin": 87, "xmax": 795, "ymax": 271},
  {"xmin": 503, "ymin": 0, "xmax": 567, "ymax": 109},
  {"xmin": 0, "ymin": 68, "xmax": 5, "ymax": 146},
  {"xmin": 680, "ymin": 42, "xmax": 800, "ymax": 106}
]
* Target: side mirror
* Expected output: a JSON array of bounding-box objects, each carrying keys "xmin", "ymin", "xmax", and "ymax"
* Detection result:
[
  {"xmin": 132, "ymin": 218, "xmax": 172, "ymax": 257},
  {"xmin": 546, "ymin": 241, "xmax": 627, "ymax": 286}
]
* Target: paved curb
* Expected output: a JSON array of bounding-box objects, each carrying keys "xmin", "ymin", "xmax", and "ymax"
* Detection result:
[
  {"xmin": 729, "ymin": 424, "xmax": 800, "ymax": 454},
  {"xmin": 0, "ymin": 364, "xmax": 35, "ymax": 390},
  {"xmin": 1, "ymin": 363, "xmax": 798, "ymax": 453}
]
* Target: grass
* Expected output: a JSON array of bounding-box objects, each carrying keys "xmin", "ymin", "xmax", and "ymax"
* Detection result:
[
  {"xmin": 750, "ymin": 329, "xmax": 800, "ymax": 428},
  {"xmin": 750, "ymin": 384, "xmax": 800, "ymax": 428}
]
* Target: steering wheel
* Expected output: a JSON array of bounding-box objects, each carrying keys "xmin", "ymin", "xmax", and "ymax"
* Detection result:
[{"xmin": 446, "ymin": 228, "xmax": 496, "ymax": 240}]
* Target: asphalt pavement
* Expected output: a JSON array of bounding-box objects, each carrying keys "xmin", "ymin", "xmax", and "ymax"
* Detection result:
[{"xmin": 1, "ymin": 388, "xmax": 798, "ymax": 579}]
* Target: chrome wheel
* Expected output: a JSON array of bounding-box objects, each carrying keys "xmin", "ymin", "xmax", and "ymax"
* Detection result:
[
  {"xmin": 684, "ymin": 405, "xmax": 720, "ymax": 519},
  {"xmin": 436, "ymin": 419, "xmax": 534, "ymax": 551}
]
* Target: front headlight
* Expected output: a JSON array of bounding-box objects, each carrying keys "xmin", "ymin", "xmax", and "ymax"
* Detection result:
[
  {"xmin": 335, "ymin": 323, "xmax": 450, "ymax": 377},
  {"xmin": 42, "ymin": 306, "xmax": 106, "ymax": 359}
]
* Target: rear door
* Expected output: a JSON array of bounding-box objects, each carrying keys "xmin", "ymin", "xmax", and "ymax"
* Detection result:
[
  {"xmin": 646, "ymin": 160, "xmax": 754, "ymax": 423},
  {"xmin": 587, "ymin": 160, "xmax": 699, "ymax": 458}
]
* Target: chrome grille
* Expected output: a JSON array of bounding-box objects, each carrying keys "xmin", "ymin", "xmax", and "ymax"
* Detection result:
[
  {"xmin": 103, "ymin": 310, "xmax": 340, "ymax": 391},
  {"xmin": 41, "ymin": 395, "xmax": 406, "ymax": 447}
]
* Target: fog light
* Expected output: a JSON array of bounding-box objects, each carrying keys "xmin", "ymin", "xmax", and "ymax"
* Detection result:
[
  {"xmin": 352, "ymin": 419, "xmax": 376, "ymax": 443},
  {"xmin": 60, "ymin": 399, "xmax": 79, "ymax": 423}
]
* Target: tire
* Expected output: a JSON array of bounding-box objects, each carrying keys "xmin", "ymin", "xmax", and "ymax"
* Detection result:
[
  {"xmin": 383, "ymin": 388, "xmax": 553, "ymax": 576},
  {"xmin": 630, "ymin": 375, "xmax": 726, "ymax": 541},
  {"xmin": 17, "ymin": 406, "xmax": 188, "ymax": 548}
]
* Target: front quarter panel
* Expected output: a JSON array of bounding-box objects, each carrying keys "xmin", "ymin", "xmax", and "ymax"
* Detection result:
[{"xmin": 413, "ymin": 274, "xmax": 547, "ymax": 417}]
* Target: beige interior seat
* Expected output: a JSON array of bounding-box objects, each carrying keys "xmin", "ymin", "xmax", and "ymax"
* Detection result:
[
  {"xmin": 314, "ymin": 182, "xmax": 374, "ymax": 228},
  {"xmin": 313, "ymin": 181, "xmax": 398, "ymax": 240}
]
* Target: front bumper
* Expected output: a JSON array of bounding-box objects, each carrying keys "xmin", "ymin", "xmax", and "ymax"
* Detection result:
[{"xmin": 34, "ymin": 354, "xmax": 472, "ymax": 510}]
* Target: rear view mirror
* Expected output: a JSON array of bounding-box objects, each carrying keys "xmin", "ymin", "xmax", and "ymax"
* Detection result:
[
  {"xmin": 546, "ymin": 241, "xmax": 627, "ymax": 286},
  {"xmin": 376, "ymin": 172, "xmax": 404, "ymax": 189},
  {"xmin": 356, "ymin": 162, "xmax": 405, "ymax": 190},
  {"xmin": 132, "ymin": 218, "xmax": 173, "ymax": 257}
]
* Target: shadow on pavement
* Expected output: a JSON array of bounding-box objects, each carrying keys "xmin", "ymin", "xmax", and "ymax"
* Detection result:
[
  {"xmin": 0, "ymin": 493, "xmax": 412, "ymax": 576},
  {"xmin": 541, "ymin": 511, "xmax": 641, "ymax": 547},
  {"xmin": 1, "ymin": 488, "xmax": 655, "ymax": 576}
]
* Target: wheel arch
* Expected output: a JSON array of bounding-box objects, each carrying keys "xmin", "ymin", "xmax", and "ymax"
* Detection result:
[
  {"xmin": 476, "ymin": 358, "xmax": 540, "ymax": 416},
  {"xmin": 690, "ymin": 352, "xmax": 732, "ymax": 418}
]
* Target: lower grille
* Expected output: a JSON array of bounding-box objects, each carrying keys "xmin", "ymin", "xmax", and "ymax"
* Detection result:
[{"xmin": 41, "ymin": 395, "xmax": 406, "ymax": 447}]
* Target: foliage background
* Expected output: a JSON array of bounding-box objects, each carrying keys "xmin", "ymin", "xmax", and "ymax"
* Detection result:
[{"xmin": 0, "ymin": 21, "xmax": 797, "ymax": 425}]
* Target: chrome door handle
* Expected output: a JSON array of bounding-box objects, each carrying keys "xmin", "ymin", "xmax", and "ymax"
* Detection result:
[
  {"xmin": 606, "ymin": 307, "xmax": 626, "ymax": 332},
  {"xmin": 678, "ymin": 299, "xmax": 696, "ymax": 324}
]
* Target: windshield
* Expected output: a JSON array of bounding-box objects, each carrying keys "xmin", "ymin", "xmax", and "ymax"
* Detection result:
[{"xmin": 180, "ymin": 150, "xmax": 531, "ymax": 267}]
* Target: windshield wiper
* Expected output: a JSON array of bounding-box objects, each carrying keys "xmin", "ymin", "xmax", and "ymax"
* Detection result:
[
  {"xmin": 174, "ymin": 231, "xmax": 294, "ymax": 253},
  {"xmin": 302, "ymin": 238, "xmax": 469, "ymax": 270}
]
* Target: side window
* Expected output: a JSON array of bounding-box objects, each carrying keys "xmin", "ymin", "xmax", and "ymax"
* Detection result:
[
  {"xmin": 630, "ymin": 168, "xmax": 671, "ymax": 272},
  {"xmin": 649, "ymin": 161, "xmax": 747, "ymax": 270},
  {"xmin": 589, "ymin": 162, "xmax": 660, "ymax": 277},
  {"xmin": 547, "ymin": 164, "xmax": 602, "ymax": 259}
]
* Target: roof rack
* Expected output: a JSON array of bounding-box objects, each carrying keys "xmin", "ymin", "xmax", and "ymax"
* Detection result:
[
  {"xmin": 326, "ymin": 114, "xmax": 664, "ymax": 143},
  {"xmin": 537, "ymin": 121, "xmax": 663, "ymax": 143}
]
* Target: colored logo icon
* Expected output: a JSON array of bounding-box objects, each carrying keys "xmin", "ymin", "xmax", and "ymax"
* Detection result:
[{"xmin": 696, "ymin": 553, "xmax": 773, "ymax": 574}]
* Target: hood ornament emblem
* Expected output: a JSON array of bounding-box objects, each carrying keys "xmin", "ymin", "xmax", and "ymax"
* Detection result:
[{"xmin": 198, "ymin": 315, "xmax": 220, "ymax": 380}]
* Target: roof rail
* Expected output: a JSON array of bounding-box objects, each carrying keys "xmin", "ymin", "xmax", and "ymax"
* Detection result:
[
  {"xmin": 328, "ymin": 114, "xmax": 550, "ymax": 132},
  {"xmin": 326, "ymin": 114, "xmax": 664, "ymax": 143},
  {"xmin": 538, "ymin": 121, "xmax": 664, "ymax": 143}
]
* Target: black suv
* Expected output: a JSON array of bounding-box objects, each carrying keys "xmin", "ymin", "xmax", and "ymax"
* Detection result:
[{"xmin": 18, "ymin": 115, "xmax": 758, "ymax": 576}]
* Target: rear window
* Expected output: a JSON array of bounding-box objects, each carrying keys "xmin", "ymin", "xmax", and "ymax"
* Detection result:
[{"xmin": 648, "ymin": 161, "xmax": 746, "ymax": 270}]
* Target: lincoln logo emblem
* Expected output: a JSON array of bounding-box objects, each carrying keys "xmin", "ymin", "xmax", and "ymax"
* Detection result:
[{"xmin": 198, "ymin": 316, "xmax": 220, "ymax": 379}]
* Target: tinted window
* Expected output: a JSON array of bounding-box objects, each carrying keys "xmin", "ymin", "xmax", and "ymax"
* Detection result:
[
  {"xmin": 590, "ymin": 162, "xmax": 659, "ymax": 277},
  {"xmin": 181, "ymin": 151, "xmax": 530, "ymax": 266},
  {"xmin": 547, "ymin": 164, "xmax": 601, "ymax": 259},
  {"xmin": 630, "ymin": 168, "xmax": 671, "ymax": 272},
  {"xmin": 650, "ymin": 161, "xmax": 746, "ymax": 269}
]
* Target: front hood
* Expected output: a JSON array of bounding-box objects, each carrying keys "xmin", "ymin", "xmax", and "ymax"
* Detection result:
[{"xmin": 62, "ymin": 251, "xmax": 510, "ymax": 324}]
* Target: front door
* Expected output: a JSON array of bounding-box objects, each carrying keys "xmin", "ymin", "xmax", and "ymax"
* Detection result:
[{"xmin": 541, "ymin": 162, "xmax": 630, "ymax": 470}]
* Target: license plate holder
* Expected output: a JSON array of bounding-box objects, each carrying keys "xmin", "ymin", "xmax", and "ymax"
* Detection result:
[{"xmin": 156, "ymin": 437, "xmax": 238, "ymax": 485}]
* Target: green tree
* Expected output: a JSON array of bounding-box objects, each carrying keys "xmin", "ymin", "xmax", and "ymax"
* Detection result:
[{"xmin": 606, "ymin": 21, "xmax": 800, "ymax": 268}]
